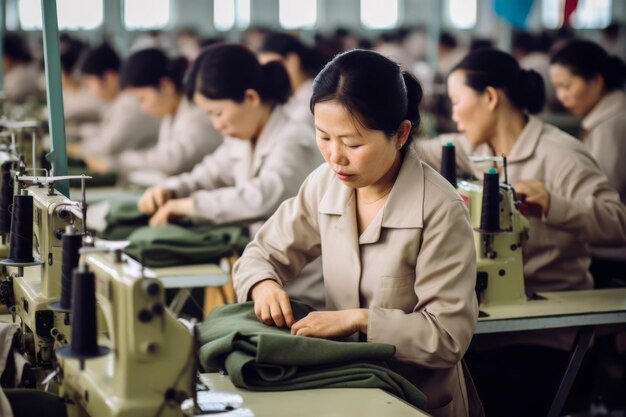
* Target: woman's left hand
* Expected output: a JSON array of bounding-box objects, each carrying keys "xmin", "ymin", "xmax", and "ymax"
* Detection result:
[
  {"xmin": 291, "ymin": 309, "xmax": 368, "ymax": 339},
  {"xmin": 514, "ymin": 179, "xmax": 550, "ymax": 216},
  {"xmin": 149, "ymin": 198, "xmax": 194, "ymax": 226},
  {"xmin": 84, "ymin": 156, "xmax": 110, "ymax": 173}
]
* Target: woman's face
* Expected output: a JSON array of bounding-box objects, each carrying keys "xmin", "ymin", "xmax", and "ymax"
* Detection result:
[
  {"xmin": 194, "ymin": 91, "xmax": 260, "ymax": 140},
  {"xmin": 447, "ymin": 70, "xmax": 496, "ymax": 146},
  {"xmin": 314, "ymin": 100, "xmax": 403, "ymax": 189},
  {"xmin": 549, "ymin": 64, "xmax": 603, "ymax": 117},
  {"xmin": 128, "ymin": 82, "xmax": 177, "ymax": 118}
]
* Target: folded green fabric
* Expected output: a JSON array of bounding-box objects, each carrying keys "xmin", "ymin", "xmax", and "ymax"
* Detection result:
[
  {"xmin": 99, "ymin": 199, "xmax": 149, "ymax": 240},
  {"xmin": 198, "ymin": 301, "xmax": 427, "ymax": 410},
  {"xmin": 125, "ymin": 224, "xmax": 249, "ymax": 268},
  {"xmin": 67, "ymin": 158, "xmax": 117, "ymax": 188}
]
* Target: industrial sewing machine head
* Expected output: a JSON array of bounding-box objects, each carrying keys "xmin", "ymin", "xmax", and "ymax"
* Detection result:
[
  {"xmin": 0, "ymin": 173, "xmax": 89, "ymax": 368},
  {"xmin": 441, "ymin": 143, "xmax": 530, "ymax": 308},
  {"xmin": 57, "ymin": 248, "xmax": 196, "ymax": 417}
]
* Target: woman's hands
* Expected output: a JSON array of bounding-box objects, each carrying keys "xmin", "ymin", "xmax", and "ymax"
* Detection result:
[
  {"xmin": 138, "ymin": 187, "xmax": 174, "ymax": 215},
  {"xmin": 291, "ymin": 309, "xmax": 368, "ymax": 338},
  {"xmin": 251, "ymin": 280, "xmax": 295, "ymax": 328},
  {"xmin": 515, "ymin": 180, "xmax": 550, "ymax": 217},
  {"xmin": 148, "ymin": 198, "xmax": 193, "ymax": 226},
  {"xmin": 251, "ymin": 279, "xmax": 368, "ymax": 338}
]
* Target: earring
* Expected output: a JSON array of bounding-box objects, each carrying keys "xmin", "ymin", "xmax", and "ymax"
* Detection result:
[{"xmin": 397, "ymin": 143, "xmax": 403, "ymax": 150}]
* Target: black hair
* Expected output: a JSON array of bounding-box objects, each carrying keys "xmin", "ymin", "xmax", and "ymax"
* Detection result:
[
  {"xmin": 3, "ymin": 33, "xmax": 32, "ymax": 64},
  {"xmin": 439, "ymin": 32, "xmax": 457, "ymax": 49},
  {"xmin": 80, "ymin": 43, "xmax": 120, "ymax": 78},
  {"xmin": 310, "ymin": 49, "xmax": 423, "ymax": 152},
  {"xmin": 59, "ymin": 35, "xmax": 86, "ymax": 74},
  {"xmin": 550, "ymin": 39, "xmax": 626, "ymax": 92},
  {"xmin": 185, "ymin": 43, "xmax": 291, "ymax": 104},
  {"xmin": 512, "ymin": 32, "xmax": 540, "ymax": 54},
  {"xmin": 120, "ymin": 48, "xmax": 188, "ymax": 92},
  {"xmin": 452, "ymin": 48, "xmax": 545, "ymax": 114},
  {"xmin": 259, "ymin": 33, "xmax": 325, "ymax": 79}
]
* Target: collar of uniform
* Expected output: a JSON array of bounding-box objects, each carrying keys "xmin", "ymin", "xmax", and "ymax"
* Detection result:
[
  {"xmin": 318, "ymin": 150, "xmax": 425, "ymax": 242},
  {"xmin": 582, "ymin": 90, "xmax": 626, "ymax": 131},
  {"xmin": 504, "ymin": 115, "xmax": 543, "ymax": 163},
  {"xmin": 249, "ymin": 106, "xmax": 287, "ymax": 174},
  {"xmin": 253, "ymin": 105, "xmax": 286, "ymax": 158}
]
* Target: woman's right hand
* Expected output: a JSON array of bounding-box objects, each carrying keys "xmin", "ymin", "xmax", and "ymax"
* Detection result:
[
  {"xmin": 250, "ymin": 279, "xmax": 295, "ymax": 328},
  {"xmin": 137, "ymin": 187, "xmax": 173, "ymax": 215}
]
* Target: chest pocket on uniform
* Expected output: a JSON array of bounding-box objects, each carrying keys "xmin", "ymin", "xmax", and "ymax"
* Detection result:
[{"xmin": 372, "ymin": 273, "xmax": 417, "ymax": 311}]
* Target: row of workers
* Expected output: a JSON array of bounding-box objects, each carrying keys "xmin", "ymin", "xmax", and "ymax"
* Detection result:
[{"xmin": 5, "ymin": 31, "xmax": 626, "ymax": 417}]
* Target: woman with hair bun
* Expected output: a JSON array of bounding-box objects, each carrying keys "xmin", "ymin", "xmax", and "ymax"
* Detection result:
[
  {"xmin": 258, "ymin": 32, "xmax": 325, "ymax": 125},
  {"xmin": 233, "ymin": 49, "xmax": 481, "ymax": 417},
  {"xmin": 416, "ymin": 48, "xmax": 626, "ymax": 417},
  {"xmin": 86, "ymin": 48, "xmax": 222, "ymax": 181},
  {"xmin": 550, "ymin": 40, "xmax": 626, "ymax": 286},
  {"xmin": 138, "ymin": 43, "xmax": 325, "ymax": 309}
]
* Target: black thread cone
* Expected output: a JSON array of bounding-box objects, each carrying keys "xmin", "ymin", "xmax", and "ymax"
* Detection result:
[
  {"xmin": 55, "ymin": 234, "xmax": 82, "ymax": 311},
  {"xmin": 7, "ymin": 194, "xmax": 34, "ymax": 263},
  {"xmin": 0, "ymin": 164, "xmax": 14, "ymax": 235},
  {"xmin": 441, "ymin": 143, "xmax": 457, "ymax": 188},
  {"xmin": 69, "ymin": 268, "xmax": 99, "ymax": 356},
  {"xmin": 479, "ymin": 170, "xmax": 501, "ymax": 232}
]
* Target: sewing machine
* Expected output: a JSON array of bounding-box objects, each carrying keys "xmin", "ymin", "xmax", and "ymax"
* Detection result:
[
  {"xmin": 448, "ymin": 152, "xmax": 530, "ymax": 308},
  {"xmin": 458, "ymin": 178, "xmax": 530, "ymax": 307},
  {"xmin": 1, "ymin": 176, "xmax": 85, "ymax": 367},
  {"xmin": 58, "ymin": 250, "xmax": 196, "ymax": 417}
]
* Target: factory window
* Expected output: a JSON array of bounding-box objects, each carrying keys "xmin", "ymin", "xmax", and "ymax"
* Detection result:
[
  {"xmin": 214, "ymin": 0, "xmax": 250, "ymax": 32},
  {"xmin": 444, "ymin": 0, "xmax": 476, "ymax": 29},
  {"xmin": 542, "ymin": 0, "xmax": 612, "ymax": 29},
  {"xmin": 17, "ymin": 0, "xmax": 103, "ymax": 30},
  {"xmin": 124, "ymin": 0, "xmax": 170, "ymax": 30},
  {"xmin": 279, "ymin": 0, "xmax": 316, "ymax": 29},
  {"xmin": 361, "ymin": 0, "xmax": 398, "ymax": 29}
]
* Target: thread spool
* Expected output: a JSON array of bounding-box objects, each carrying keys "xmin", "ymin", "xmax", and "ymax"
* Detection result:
[
  {"xmin": 49, "ymin": 226, "xmax": 82, "ymax": 312},
  {"xmin": 441, "ymin": 142, "xmax": 457, "ymax": 188},
  {"xmin": 56, "ymin": 263, "xmax": 109, "ymax": 367},
  {"xmin": 478, "ymin": 167, "xmax": 501, "ymax": 232},
  {"xmin": 0, "ymin": 163, "xmax": 14, "ymax": 237},
  {"xmin": 0, "ymin": 190, "xmax": 42, "ymax": 266}
]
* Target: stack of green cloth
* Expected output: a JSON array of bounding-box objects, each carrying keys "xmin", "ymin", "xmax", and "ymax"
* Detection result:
[
  {"xmin": 125, "ymin": 223, "xmax": 248, "ymax": 267},
  {"xmin": 68, "ymin": 157, "xmax": 117, "ymax": 188},
  {"xmin": 198, "ymin": 301, "xmax": 427, "ymax": 410},
  {"xmin": 99, "ymin": 199, "xmax": 149, "ymax": 240},
  {"xmin": 100, "ymin": 199, "xmax": 249, "ymax": 267}
]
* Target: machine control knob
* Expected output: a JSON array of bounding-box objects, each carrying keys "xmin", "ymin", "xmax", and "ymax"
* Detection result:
[
  {"xmin": 141, "ymin": 280, "xmax": 160, "ymax": 297},
  {"xmin": 138, "ymin": 308, "xmax": 153, "ymax": 323}
]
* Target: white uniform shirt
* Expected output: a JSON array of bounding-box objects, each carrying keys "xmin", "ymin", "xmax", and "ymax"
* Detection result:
[
  {"xmin": 81, "ymin": 92, "xmax": 159, "ymax": 157},
  {"xmin": 3, "ymin": 64, "xmax": 41, "ymax": 101},
  {"xmin": 111, "ymin": 97, "xmax": 222, "ymax": 178}
]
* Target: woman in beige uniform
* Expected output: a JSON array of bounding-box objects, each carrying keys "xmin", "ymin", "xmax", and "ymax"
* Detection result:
[
  {"xmin": 550, "ymin": 39, "xmax": 626, "ymax": 286},
  {"xmin": 415, "ymin": 48, "xmax": 626, "ymax": 417},
  {"xmin": 86, "ymin": 48, "xmax": 222, "ymax": 183},
  {"xmin": 137, "ymin": 44, "xmax": 325, "ymax": 309},
  {"xmin": 75, "ymin": 43, "xmax": 160, "ymax": 160},
  {"xmin": 233, "ymin": 50, "xmax": 481, "ymax": 417}
]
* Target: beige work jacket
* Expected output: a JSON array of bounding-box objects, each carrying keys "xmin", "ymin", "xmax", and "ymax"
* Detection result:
[
  {"xmin": 416, "ymin": 116, "xmax": 626, "ymax": 350},
  {"xmin": 582, "ymin": 90, "xmax": 626, "ymax": 260},
  {"xmin": 234, "ymin": 150, "xmax": 480, "ymax": 416},
  {"xmin": 112, "ymin": 97, "xmax": 221, "ymax": 177},
  {"xmin": 81, "ymin": 92, "xmax": 159, "ymax": 158}
]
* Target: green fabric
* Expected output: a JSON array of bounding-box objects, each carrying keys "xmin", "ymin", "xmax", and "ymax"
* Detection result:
[
  {"xmin": 4, "ymin": 389, "xmax": 68, "ymax": 417},
  {"xmin": 198, "ymin": 301, "xmax": 427, "ymax": 410},
  {"xmin": 125, "ymin": 223, "xmax": 248, "ymax": 268},
  {"xmin": 99, "ymin": 199, "xmax": 149, "ymax": 240},
  {"xmin": 67, "ymin": 157, "xmax": 117, "ymax": 188}
]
